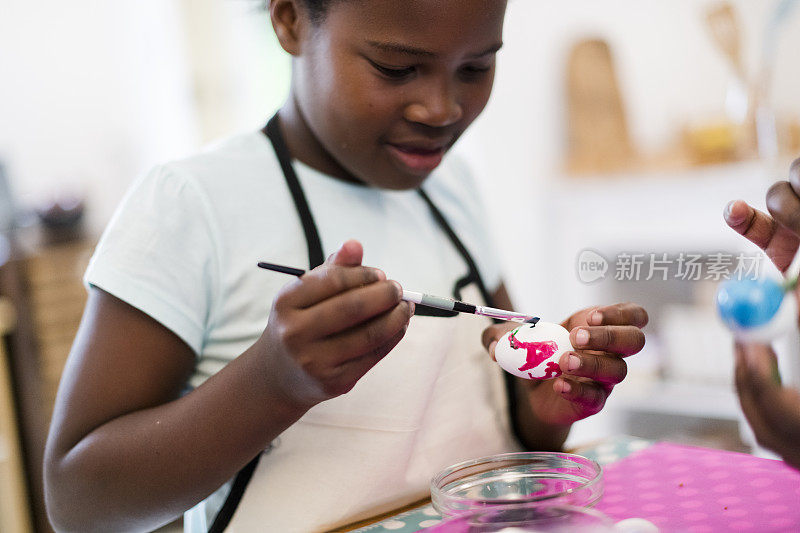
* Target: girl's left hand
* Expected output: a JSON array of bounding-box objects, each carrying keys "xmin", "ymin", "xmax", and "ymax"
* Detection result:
[{"xmin": 483, "ymin": 303, "xmax": 648, "ymax": 426}]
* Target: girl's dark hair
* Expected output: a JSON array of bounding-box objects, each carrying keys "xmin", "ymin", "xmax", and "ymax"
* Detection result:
[
  {"xmin": 264, "ymin": 0, "xmax": 339, "ymax": 24},
  {"xmin": 301, "ymin": 0, "xmax": 331, "ymax": 22}
]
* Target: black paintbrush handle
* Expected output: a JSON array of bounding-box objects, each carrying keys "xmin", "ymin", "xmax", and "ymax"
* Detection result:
[{"xmin": 257, "ymin": 262, "xmax": 306, "ymax": 277}]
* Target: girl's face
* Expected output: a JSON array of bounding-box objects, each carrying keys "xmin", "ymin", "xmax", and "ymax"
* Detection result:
[{"xmin": 289, "ymin": 0, "xmax": 507, "ymax": 189}]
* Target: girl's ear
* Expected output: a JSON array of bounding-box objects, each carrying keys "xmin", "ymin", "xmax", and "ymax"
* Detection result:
[{"xmin": 270, "ymin": 0, "xmax": 305, "ymax": 56}]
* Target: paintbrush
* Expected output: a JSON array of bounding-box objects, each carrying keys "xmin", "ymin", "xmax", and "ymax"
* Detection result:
[{"xmin": 257, "ymin": 261, "xmax": 540, "ymax": 324}]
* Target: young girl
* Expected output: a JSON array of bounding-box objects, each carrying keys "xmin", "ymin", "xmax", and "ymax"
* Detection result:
[{"xmin": 44, "ymin": 1, "xmax": 648, "ymax": 531}]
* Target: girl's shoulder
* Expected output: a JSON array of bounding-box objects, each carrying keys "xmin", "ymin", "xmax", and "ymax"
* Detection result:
[{"xmin": 159, "ymin": 130, "xmax": 279, "ymax": 190}]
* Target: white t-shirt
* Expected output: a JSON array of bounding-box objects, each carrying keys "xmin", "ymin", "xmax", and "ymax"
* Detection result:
[
  {"xmin": 84, "ymin": 131, "xmax": 510, "ymax": 529},
  {"xmin": 85, "ymin": 130, "xmax": 502, "ymax": 387}
]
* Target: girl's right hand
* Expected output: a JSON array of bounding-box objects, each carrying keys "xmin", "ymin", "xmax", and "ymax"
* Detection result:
[{"xmin": 258, "ymin": 239, "xmax": 414, "ymax": 408}]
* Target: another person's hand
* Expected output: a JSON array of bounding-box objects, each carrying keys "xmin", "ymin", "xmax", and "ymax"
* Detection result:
[
  {"xmin": 724, "ymin": 158, "xmax": 800, "ymax": 273},
  {"xmin": 483, "ymin": 303, "xmax": 647, "ymax": 426},
  {"xmin": 258, "ymin": 239, "xmax": 414, "ymax": 408},
  {"xmin": 726, "ymin": 157, "xmax": 800, "ymax": 471},
  {"xmin": 735, "ymin": 342, "xmax": 800, "ymax": 470}
]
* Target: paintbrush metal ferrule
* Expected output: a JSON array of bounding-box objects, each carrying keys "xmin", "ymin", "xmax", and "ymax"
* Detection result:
[
  {"xmin": 403, "ymin": 291, "xmax": 539, "ymax": 324},
  {"xmin": 475, "ymin": 305, "xmax": 540, "ymax": 324},
  {"xmin": 401, "ymin": 290, "xmax": 476, "ymax": 313}
]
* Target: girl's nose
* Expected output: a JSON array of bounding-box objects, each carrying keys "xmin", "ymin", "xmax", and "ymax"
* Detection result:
[{"xmin": 404, "ymin": 82, "xmax": 463, "ymax": 128}]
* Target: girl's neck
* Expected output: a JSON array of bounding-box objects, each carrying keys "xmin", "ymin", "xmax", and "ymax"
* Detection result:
[{"xmin": 277, "ymin": 97, "xmax": 363, "ymax": 186}]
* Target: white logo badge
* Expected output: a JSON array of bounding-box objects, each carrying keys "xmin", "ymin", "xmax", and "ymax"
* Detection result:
[{"xmin": 577, "ymin": 249, "xmax": 608, "ymax": 283}]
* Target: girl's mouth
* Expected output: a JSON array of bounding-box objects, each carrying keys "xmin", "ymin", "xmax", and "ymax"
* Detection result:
[{"xmin": 386, "ymin": 143, "xmax": 446, "ymax": 174}]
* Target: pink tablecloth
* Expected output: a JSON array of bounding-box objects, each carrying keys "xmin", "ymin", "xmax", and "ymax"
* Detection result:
[{"xmin": 596, "ymin": 442, "xmax": 800, "ymax": 532}]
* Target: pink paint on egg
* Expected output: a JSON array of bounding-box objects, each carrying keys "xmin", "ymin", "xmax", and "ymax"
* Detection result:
[
  {"xmin": 495, "ymin": 321, "xmax": 573, "ymax": 380},
  {"xmin": 509, "ymin": 333, "xmax": 558, "ymax": 371}
]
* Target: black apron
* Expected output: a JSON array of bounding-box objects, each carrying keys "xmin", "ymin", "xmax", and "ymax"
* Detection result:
[{"xmin": 207, "ymin": 114, "xmax": 519, "ymax": 532}]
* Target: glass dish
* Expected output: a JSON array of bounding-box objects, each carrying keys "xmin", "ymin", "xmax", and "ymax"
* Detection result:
[
  {"xmin": 424, "ymin": 503, "xmax": 614, "ymax": 533},
  {"xmin": 430, "ymin": 452, "xmax": 603, "ymax": 516}
]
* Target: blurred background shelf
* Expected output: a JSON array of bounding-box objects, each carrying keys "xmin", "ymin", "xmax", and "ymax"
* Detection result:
[
  {"xmin": 547, "ymin": 158, "xmax": 782, "ymax": 251},
  {"xmin": 0, "ymin": 231, "xmax": 93, "ymax": 533},
  {"xmin": 0, "ymin": 295, "xmax": 34, "ymax": 533},
  {"xmin": 527, "ymin": 157, "xmax": 798, "ymax": 450},
  {"xmin": 611, "ymin": 379, "xmax": 740, "ymax": 421}
]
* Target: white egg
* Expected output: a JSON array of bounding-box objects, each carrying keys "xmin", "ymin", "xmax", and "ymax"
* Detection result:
[
  {"xmin": 495, "ymin": 321, "xmax": 573, "ymax": 380},
  {"xmin": 613, "ymin": 518, "xmax": 660, "ymax": 532},
  {"xmin": 733, "ymin": 291, "xmax": 798, "ymax": 343}
]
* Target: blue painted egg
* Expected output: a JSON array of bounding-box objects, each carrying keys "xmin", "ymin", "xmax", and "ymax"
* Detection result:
[{"xmin": 716, "ymin": 278, "xmax": 785, "ymax": 330}]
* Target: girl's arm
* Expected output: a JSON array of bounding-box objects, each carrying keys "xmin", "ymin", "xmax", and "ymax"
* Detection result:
[
  {"xmin": 45, "ymin": 240, "xmax": 412, "ymax": 533},
  {"xmin": 44, "ymin": 288, "xmax": 309, "ymax": 532}
]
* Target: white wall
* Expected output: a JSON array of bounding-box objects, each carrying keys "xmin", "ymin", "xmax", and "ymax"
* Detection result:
[
  {"xmin": 0, "ymin": 1, "xmax": 203, "ymax": 232},
  {"xmin": 0, "ymin": 1, "xmax": 288, "ymax": 233},
  {"xmin": 456, "ymin": 0, "xmax": 800, "ymax": 314},
  {"xmin": 3, "ymin": 1, "xmax": 798, "ymax": 243},
  {"xmin": 2, "ymin": 0, "xmax": 799, "ymax": 318}
]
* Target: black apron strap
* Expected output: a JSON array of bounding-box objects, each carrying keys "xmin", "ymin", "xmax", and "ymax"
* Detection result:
[
  {"xmin": 207, "ymin": 112, "xmax": 326, "ymax": 532},
  {"xmin": 416, "ymin": 188, "xmax": 523, "ymax": 450},
  {"xmin": 207, "ymin": 455, "xmax": 260, "ymax": 533},
  {"xmin": 264, "ymin": 114, "xmax": 326, "ymax": 269},
  {"xmin": 415, "ymin": 188, "xmax": 493, "ymax": 307}
]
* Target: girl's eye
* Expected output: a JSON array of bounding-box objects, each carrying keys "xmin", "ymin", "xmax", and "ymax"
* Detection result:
[
  {"xmin": 459, "ymin": 65, "xmax": 492, "ymax": 80},
  {"xmin": 369, "ymin": 60, "xmax": 415, "ymax": 80}
]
